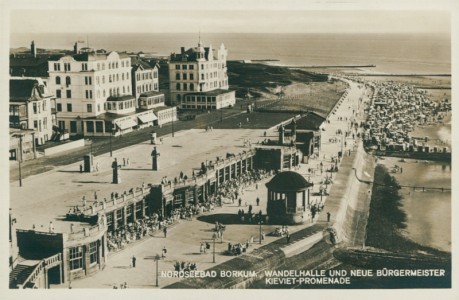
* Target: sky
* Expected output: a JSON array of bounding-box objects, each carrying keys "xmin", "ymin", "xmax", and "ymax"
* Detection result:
[{"xmin": 9, "ymin": 9, "xmax": 451, "ymax": 35}]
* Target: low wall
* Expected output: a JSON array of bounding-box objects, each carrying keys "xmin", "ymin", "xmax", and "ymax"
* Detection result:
[{"xmin": 43, "ymin": 139, "xmax": 85, "ymax": 156}]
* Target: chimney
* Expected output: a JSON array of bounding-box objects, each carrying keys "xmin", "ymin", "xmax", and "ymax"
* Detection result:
[
  {"xmin": 181, "ymin": 47, "xmax": 185, "ymax": 54},
  {"xmin": 31, "ymin": 40, "xmax": 36, "ymax": 58},
  {"xmin": 74, "ymin": 42, "xmax": 78, "ymax": 55}
]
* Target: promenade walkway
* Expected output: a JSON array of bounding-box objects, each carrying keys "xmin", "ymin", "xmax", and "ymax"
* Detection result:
[{"xmin": 11, "ymin": 77, "xmax": 371, "ymax": 289}]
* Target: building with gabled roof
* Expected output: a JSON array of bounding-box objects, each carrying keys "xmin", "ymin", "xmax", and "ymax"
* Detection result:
[{"xmin": 9, "ymin": 77, "xmax": 56, "ymax": 146}]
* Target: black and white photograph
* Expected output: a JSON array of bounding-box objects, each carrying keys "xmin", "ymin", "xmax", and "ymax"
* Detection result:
[{"xmin": 2, "ymin": 0, "xmax": 458, "ymax": 298}]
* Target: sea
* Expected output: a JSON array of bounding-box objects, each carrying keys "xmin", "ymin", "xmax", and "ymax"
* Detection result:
[
  {"xmin": 10, "ymin": 32, "xmax": 451, "ymax": 74},
  {"xmin": 10, "ymin": 32, "xmax": 452, "ymax": 251}
]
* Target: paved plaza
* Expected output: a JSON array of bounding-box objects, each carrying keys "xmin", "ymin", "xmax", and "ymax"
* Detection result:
[{"xmin": 10, "ymin": 79, "xmax": 370, "ymax": 289}]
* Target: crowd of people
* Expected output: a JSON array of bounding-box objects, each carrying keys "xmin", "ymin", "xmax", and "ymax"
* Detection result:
[
  {"xmin": 226, "ymin": 241, "xmax": 250, "ymax": 256},
  {"xmin": 173, "ymin": 261, "xmax": 198, "ymax": 272},
  {"xmin": 107, "ymin": 213, "xmax": 177, "ymax": 252}
]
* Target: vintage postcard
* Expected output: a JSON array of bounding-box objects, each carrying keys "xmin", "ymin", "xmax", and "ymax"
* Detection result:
[{"xmin": 2, "ymin": 0, "xmax": 457, "ymax": 299}]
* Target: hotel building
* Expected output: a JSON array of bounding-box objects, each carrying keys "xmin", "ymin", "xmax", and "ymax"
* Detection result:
[{"xmin": 168, "ymin": 41, "xmax": 235, "ymax": 109}]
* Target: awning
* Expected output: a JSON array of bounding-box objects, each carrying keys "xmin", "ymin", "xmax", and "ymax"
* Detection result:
[
  {"xmin": 138, "ymin": 113, "xmax": 158, "ymax": 124},
  {"xmin": 115, "ymin": 118, "xmax": 137, "ymax": 130}
]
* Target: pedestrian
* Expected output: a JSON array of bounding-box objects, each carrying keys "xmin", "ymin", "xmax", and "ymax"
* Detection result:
[
  {"xmin": 80, "ymin": 164, "xmax": 83, "ymax": 173},
  {"xmin": 286, "ymin": 232, "xmax": 290, "ymax": 244},
  {"xmin": 238, "ymin": 198, "xmax": 242, "ymax": 207},
  {"xmin": 96, "ymin": 162, "xmax": 99, "ymax": 172},
  {"xmin": 123, "ymin": 158, "xmax": 126, "ymax": 166},
  {"xmin": 256, "ymin": 197, "xmax": 260, "ymax": 206},
  {"xmin": 127, "ymin": 158, "xmax": 130, "ymax": 165},
  {"xmin": 132, "ymin": 256, "xmax": 136, "ymax": 268},
  {"xmin": 94, "ymin": 191, "xmax": 98, "ymax": 200},
  {"xmin": 256, "ymin": 183, "xmax": 258, "ymax": 190},
  {"xmin": 327, "ymin": 212, "xmax": 331, "ymax": 222},
  {"xmin": 163, "ymin": 226, "xmax": 167, "ymax": 238},
  {"xmin": 200, "ymin": 243, "xmax": 204, "ymax": 254},
  {"xmin": 162, "ymin": 246, "xmax": 167, "ymax": 258}
]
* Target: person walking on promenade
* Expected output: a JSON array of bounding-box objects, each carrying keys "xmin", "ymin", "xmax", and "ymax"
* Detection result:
[
  {"xmin": 200, "ymin": 243, "xmax": 204, "ymax": 254},
  {"xmin": 96, "ymin": 162, "xmax": 99, "ymax": 172},
  {"xmin": 238, "ymin": 198, "xmax": 242, "ymax": 207},
  {"xmin": 162, "ymin": 246, "xmax": 167, "ymax": 258},
  {"xmin": 163, "ymin": 226, "xmax": 167, "ymax": 238},
  {"xmin": 327, "ymin": 212, "xmax": 331, "ymax": 222},
  {"xmin": 256, "ymin": 197, "xmax": 260, "ymax": 206},
  {"xmin": 80, "ymin": 164, "xmax": 83, "ymax": 173},
  {"xmin": 286, "ymin": 232, "xmax": 291, "ymax": 244},
  {"xmin": 132, "ymin": 256, "xmax": 136, "ymax": 268}
]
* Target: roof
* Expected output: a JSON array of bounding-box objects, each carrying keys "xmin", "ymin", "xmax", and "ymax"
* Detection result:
[
  {"xmin": 170, "ymin": 44, "xmax": 214, "ymax": 62},
  {"xmin": 107, "ymin": 95, "xmax": 135, "ymax": 102},
  {"xmin": 153, "ymin": 105, "xmax": 176, "ymax": 112},
  {"xmin": 265, "ymin": 171, "xmax": 313, "ymax": 192},
  {"xmin": 10, "ymin": 79, "xmax": 51, "ymax": 101},
  {"xmin": 184, "ymin": 89, "xmax": 234, "ymax": 97},
  {"xmin": 131, "ymin": 57, "xmax": 159, "ymax": 71},
  {"xmin": 286, "ymin": 112, "xmax": 325, "ymax": 131},
  {"xmin": 139, "ymin": 91, "xmax": 164, "ymax": 97}
]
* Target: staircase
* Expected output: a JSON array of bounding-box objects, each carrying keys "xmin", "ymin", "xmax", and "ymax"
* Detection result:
[{"xmin": 9, "ymin": 262, "xmax": 39, "ymax": 289}]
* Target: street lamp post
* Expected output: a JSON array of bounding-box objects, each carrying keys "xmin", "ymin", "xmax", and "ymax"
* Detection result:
[
  {"xmin": 18, "ymin": 135, "xmax": 23, "ymax": 187},
  {"xmin": 109, "ymin": 125, "xmax": 113, "ymax": 157},
  {"xmin": 172, "ymin": 108, "xmax": 175, "ymax": 137},
  {"xmin": 259, "ymin": 221, "xmax": 263, "ymax": 244},
  {"xmin": 212, "ymin": 233, "xmax": 217, "ymax": 263},
  {"xmin": 154, "ymin": 254, "xmax": 160, "ymax": 287}
]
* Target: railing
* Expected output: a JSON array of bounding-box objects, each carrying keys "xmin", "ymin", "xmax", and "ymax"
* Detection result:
[
  {"xmin": 44, "ymin": 253, "xmax": 62, "ymax": 269},
  {"xmin": 67, "ymin": 223, "xmax": 106, "ymax": 241},
  {"xmin": 18, "ymin": 261, "xmax": 44, "ymax": 289}
]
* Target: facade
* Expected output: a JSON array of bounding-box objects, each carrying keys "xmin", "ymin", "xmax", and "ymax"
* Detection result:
[
  {"xmin": 47, "ymin": 50, "xmax": 132, "ymax": 136},
  {"xmin": 131, "ymin": 57, "xmax": 159, "ymax": 104},
  {"xmin": 9, "ymin": 77, "xmax": 56, "ymax": 145},
  {"xmin": 168, "ymin": 42, "xmax": 235, "ymax": 108},
  {"xmin": 138, "ymin": 91, "xmax": 165, "ymax": 110},
  {"xmin": 154, "ymin": 106, "xmax": 178, "ymax": 126},
  {"xmin": 285, "ymin": 112, "xmax": 326, "ymax": 159},
  {"xmin": 9, "ymin": 129, "xmax": 37, "ymax": 161}
]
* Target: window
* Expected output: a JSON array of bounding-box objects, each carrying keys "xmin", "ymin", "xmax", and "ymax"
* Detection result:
[
  {"xmin": 98, "ymin": 104, "xmax": 101, "ymax": 112},
  {"xmin": 190, "ymin": 83, "xmax": 194, "ymax": 91},
  {"xmin": 70, "ymin": 121, "xmax": 77, "ymax": 133},
  {"xmin": 154, "ymin": 71, "xmax": 158, "ymax": 78},
  {"xmin": 57, "ymin": 103, "xmax": 62, "ymax": 112},
  {"xmin": 43, "ymin": 117, "xmax": 48, "ymax": 129},
  {"xmin": 201, "ymin": 64, "xmax": 204, "ymax": 69},
  {"xmin": 176, "ymin": 73, "xmax": 180, "ymax": 80},
  {"xmin": 64, "ymin": 63, "xmax": 71, "ymax": 71},
  {"xmin": 175, "ymin": 64, "xmax": 180, "ymax": 70},
  {"xmin": 201, "ymin": 74, "xmax": 204, "ymax": 80},
  {"xmin": 176, "ymin": 83, "xmax": 180, "ymax": 90},
  {"xmin": 122, "ymin": 73, "xmax": 124, "ymax": 80},
  {"xmin": 107, "ymin": 102, "xmax": 111, "ymax": 110},
  {"xmin": 56, "ymin": 90, "xmax": 61, "ymax": 98},
  {"xmin": 103, "ymin": 90, "xmax": 106, "ymax": 97},
  {"xmin": 127, "ymin": 72, "xmax": 129, "ymax": 80},
  {"xmin": 189, "ymin": 65, "xmax": 194, "ymax": 70},
  {"xmin": 87, "ymin": 121, "xmax": 94, "ymax": 132},
  {"xmin": 116, "ymin": 74, "xmax": 119, "ymax": 81},
  {"xmin": 54, "ymin": 63, "xmax": 60, "ymax": 71},
  {"xmin": 96, "ymin": 121, "xmax": 103, "ymax": 132},
  {"xmin": 176, "ymin": 94, "xmax": 181, "ymax": 101},
  {"xmin": 87, "ymin": 104, "xmax": 93, "ymax": 112},
  {"xmin": 85, "ymin": 76, "xmax": 92, "ymax": 85},
  {"xmin": 109, "ymin": 75, "xmax": 112, "ymax": 83},
  {"xmin": 69, "ymin": 247, "xmax": 83, "ymax": 270},
  {"xmin": 182, "ymin": 64, "xmax": 188, "ymax": 70},
  {"xmin": 33, "ymin": 120, "xmax": 38, "ymax": 129},
  {"xmin": 66, "ymin": 90, "xmax": 72, "ymax": 98},
  {"xmin": 183, "ymin": 73, "xmax": 187, "ymax": 80},
  {"xmin": 119, "ymin": 102, "xmax": 123, "ymax": 109},
  {"xmin": 67, "ymin": 103, "xmax": 72, "ymax": 112},
  {"xmin": 183, "ymin": 83, "xmax": 188, "ymax": 91},
  {"xmin": 85, "ymin": 90, "xmax": 93, "ymax": 99},
  {"xmin": 190, "ymin": 73, "xmax": 194, "ymax": 80},
  {"xmin": 82, "ymin": 63, "xmax": 88, "ymax": 71},
  {"xmin": 55, "ymin": 76, "xmax": 61, "ymax": 85},
  {"xmin": 65, "ymin": 76, "xmax": 71, "ymax": 86}
]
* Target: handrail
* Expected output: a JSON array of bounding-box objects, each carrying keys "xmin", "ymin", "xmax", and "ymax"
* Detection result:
[{"xmin": 19, "ymin": 261, "xmax": 44, "ymax": 288}]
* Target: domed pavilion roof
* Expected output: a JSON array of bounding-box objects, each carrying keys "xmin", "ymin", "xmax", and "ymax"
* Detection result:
[{"xmin": 266, "ymin": 171, "xmax": 313, "ymax": 192}]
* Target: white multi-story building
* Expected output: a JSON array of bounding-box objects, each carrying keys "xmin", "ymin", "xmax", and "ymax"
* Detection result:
[
  {"xmin": 48, "ymin": 49, "xmax": 132, "ymax": 136},
  {"xmin": 168, "ymin": 42, "xmax": 235, "ymax": 109},
  {"xmin": 9, "ymin": 77, "xmax": 56, "ymax": 145}
]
